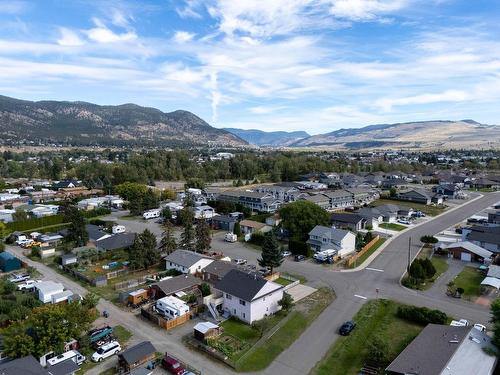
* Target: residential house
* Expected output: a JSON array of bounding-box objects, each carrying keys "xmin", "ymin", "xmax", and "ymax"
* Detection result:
[
  {"xmin": 322, "ymin": 190, "xmax": 355, "ymax": 210},
  {"xmin": 433, "ymin": 184, "xmax": 464, "ymax": 199},
  {"xmin": 118, "ymin": 341, "xmax": 157, "ymax": 373},
  {"xmin": 193, "ymin": 205, "xmax": 216, "ymax": 219},
  {"xmin": 0, "ymin": 208, "xmax": 15, "ymax": 222},
  {"xmin": 472, "ymin": 178, "xmax": 500, "ymax": 190},
  {"xmin": 0, "ymin": 355, "xmax": 49, "ymax": 375},
  {"xmin": 149, "ymin": 274, "xmax": 201, "ymax": 300},
  {"xmin": 95, "ymin": 233, "xmax": 136, "ymax": 252},
  {"xmin": 319, "ymin": 172, "xmax": 341, "ymax": 187},
  {"xmin": 165, "ymin": 250, "xmax": 214, "ymax": 274},
  {"xmin": 444, "ymin": 241, "xmax": 492, "ymax": 262},
  {"xmin": 214, "ymin": 269, "xmax": 284, "ymax": 324},
  {"xmin": 217, "ymin": 190, "xmax": 282, "ymax": 212},
  {"xmin": 307, "ymin": 225, "xmax": 356, "ymax": 257},
  {"xmin": 462, "ymin": 225, "xmax": 500, "ymax": 253},
  {"xmin": 253, "ymin": 184, "xmax": 300, "ymax": 202},
  {"xmin": 86, "ymin": 224, "xmax": 111, "ymax": 244},
  {"xmin": 52, "ymin": 180, "xmax": 82, "ymax": 190},
  {"xmin": 344, "ymin": 188, "xmax": 380, "ymax": 205},
  {"xmin": 396, "ymin": 189, "xmax": 432, "ymax": 205},
  {"xmin": 431, "ymin": 194, "xmax": 444, "ymax": 205},
  {"xmin": 386, "ymin": 324, "xmax": 497, "ymax": 375},
  {"xmin": 330, "ymin": 213, "xmax": 366, "ymax": 232},
  {"xmin": 28, "ymin": 204, "xmax": 60, "ymax": 218},
  {"xmin": 301, "ymin": 193, "xmax": 330, "ymax": 210},
  {"xmin": 212, "ymin": 215, "xmax": 237, "ymax": 232},
  {"xmin": 201, "ymin": 260, "xmax": 239, "ymax": 284},
  {"xmin": 35, "ymin": 281, "xmax": 65, "ymax": 303},
  {"xmin": 239, "ymin": 220, "xmax": 272, "ymax": 235}
]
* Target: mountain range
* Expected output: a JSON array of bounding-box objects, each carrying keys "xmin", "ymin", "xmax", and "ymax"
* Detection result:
[
  {"xmin": 290, "ymin": 120, "xmax": 500, "ymax": 150},
  {"xmin": 223, "ymin": 128, "xmax": 310, "ymax": 146},
  {"xmin": 1, "ymin": 95, "xmax": 498, "ymax": 150},
  {"xmin": 0, "ymin": 95, "xmax": 246, "ymax": 147}
]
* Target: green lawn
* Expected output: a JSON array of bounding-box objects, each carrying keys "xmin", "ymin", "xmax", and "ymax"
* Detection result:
[
  {"xmin": 236, "ymin": 287, "xmax": 334, "ymax": 372},
  {"xmin": 453, "ymin": 266, "xmax": 484, "ymax": 299},
  {"xmin": 113, "ymin": 325, "xmax": 132, "ymax": 343},
  {"xmin": 350, "ymin": 238, "xmax": 386, "ymax": 268},
  {"xmin": 372, "ymin": 198, "xmax": 445, "ymax": 216},
  {"xmin": 379, "ymin": 223, "xmax": 407, "ymax": 231},
  {"xmin": 312, "ymin": 300, "xmax": 423, "ymax": 375},
  {"xmin": 274, "ymin": 277, "xmax": 294, "ymax": 286}
]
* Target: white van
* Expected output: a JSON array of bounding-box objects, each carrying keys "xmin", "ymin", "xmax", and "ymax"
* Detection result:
[
  {"xmin": 47, "ymin": 350, "xmax": 86, "ymax": 366},
  {"xmin": 143, "ymin": 209, "xmax": 161, "ymax": 220},
  {"xmin": 91, "ymin": 341, "xmax": 121, "ymax": 362},
  {"xmin": 112, "ymin": 225, "xmax": 126, "ymax": 234},
  {"xmin": 224, "ymin": 233, "xmax": 237, "ymax": 242}
]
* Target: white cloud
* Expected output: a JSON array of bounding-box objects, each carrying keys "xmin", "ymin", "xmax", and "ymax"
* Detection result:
[
  {"xmin": 57, "ymin": 27, "xmax": 85, "ymax": 46},
  {"xmin": 176, "ymin": 0, "xmax": 203, "ymax": 19},
  {"xmin": 85, "ymin": 18, "xmax": 137, "ymax": 43},
  {"xmin": 375, "ymin": 89, "xmax": 469, "ymax": 112},
  {"xmin": 0, "ymin": 0, "xmax": 29, "ymax": 14},
  {"xmin": 173, "ymin": 31, "xmax": 195, "ymax": 43},
  {"xmin": 328, "ymin": 0, "xmax": 410, "ymax": 21}
]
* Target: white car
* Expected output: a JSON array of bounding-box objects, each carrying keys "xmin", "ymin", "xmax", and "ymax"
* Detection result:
[
  {"xmin": 397, "ymin": 219, "xmax": 411, "ymax": 225},
  {"xmin": 224, "ymin": 233, "xmax": 237, "ymax": 242},
  {"xmin": 450, "ymin": 319, "xmax": 469, "ymax": 327},
  {"xmin": 282, "ymin": 251, "xmax": 292, "ymax": 257},
  {"xmin": 91, "ymin": 341, "xmax": 121, "ymax": 362},
  {"xmin": 17, "ymin": 279, "xmax": 41, "ymax": 291},
  {"xmin": 233, "ymin": 258, "xmax": 247, "ymax": 265},
  {"xmin": 473, "ymin": 323, "xmax": 486, "ymax": 332}
]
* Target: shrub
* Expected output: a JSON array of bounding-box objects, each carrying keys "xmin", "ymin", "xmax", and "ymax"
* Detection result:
[
  {"xmin": 199, "ymin": 283, "xmax": 211, "ymax": 297},
  {"xmin": 397, "ymin": 305, "xmax": 447, "ymax": 325},
  {"xmin": 248, "ymin": 232, "xmax": 265, "ymax": 246}
]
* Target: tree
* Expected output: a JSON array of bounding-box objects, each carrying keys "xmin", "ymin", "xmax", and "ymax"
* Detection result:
[
  {"xmin": 63, "ymin": 205, "xmax": 88, "ymax": 247},
  {"xmin": 420, "ymin": 235, "xmax": 438, "ymax": 244},
  {"xmin": 195, "ymin": 218, "xmax": 211, "ymax": 253},
  {"xmin": 159, "ymin": 221, "xmax": 177, "ymax": 255},
  {"xmin": 0, "ymin": 221, "xmax": 8, "ymax": 239},
  {"xmin": 199, "ymin": 283, "xmax": 211, "ymax": 297},
  {"xmin": 491, "ymin": 299, "xmax": 500, "ymax": 349},
  {"xmin": 389, "ymin": 187, "xmax": 397, "ymax": 197},
  {"xmin": 161, "ymin": 207, "xmax": 172, "ymax": 221},
  {"xmin": 129, "ymin": 229, "xmax": 159, "ymax": 270},
  {"xmin": 364, "ymin": 231, "xmax": 374, "ymax": 243},
  {"xmin": 12, "ymin": 209, "xmax": 29, "ymax": 222},
  {"xmin": 408, "ymin": 260, "xmax": 425, "ymax": 282},
  {"xmin": 81, "ymin": 292, "xmax": 99, "ymax": 310},
  {"xmin": 279, "ymin": 201, "xmax": 330, "ymax": 241},
  {"xmin": 142, "ymin": 188, "xmax": 158, "ymax": 210},
  {"xmin": 3, "ymin": 329, "xmax": 35, "ymax": 358},
  {"xmin": 366, "ymin": 335, "xmax": 389, "ymax": 364},
  {"xmin": 180, "ymin": 209, "xmax": 195, "ymax": 249},
  {"xmin": 278, "ymin": 293, "xmax": 294, "ymax": 312},
  {"xmin": 258, "ymin": 231, "xmax": 283, "ymax": 274},
  {"xmin": 421, "ymin": 258, "xmax": 436, "ymax": 279},
  {"xmin": 233, "ymin": 222, "xmax": 241, "ymax": 236}
]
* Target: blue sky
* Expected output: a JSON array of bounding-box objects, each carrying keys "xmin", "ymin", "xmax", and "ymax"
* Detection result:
[{"xmin": 0, "ymin": 0, "xmax": 499, "ymax": 134}]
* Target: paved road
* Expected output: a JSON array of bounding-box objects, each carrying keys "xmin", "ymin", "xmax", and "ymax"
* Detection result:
[{"xmin": 7, "ymin": 192, "xmax": 499, "ymax": 375}]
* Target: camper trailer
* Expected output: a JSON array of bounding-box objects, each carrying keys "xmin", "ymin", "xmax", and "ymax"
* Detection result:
[
  {"xmin": 143, "ymin": 209, "xmax": 161, "ymax": 220},
  {"xmin": 155, "ymin": 296, "xmax": 189, "ymax": 320},
  {"xmin": 112, "ymin": 225, "xmax": 126, "ymax": 234}
]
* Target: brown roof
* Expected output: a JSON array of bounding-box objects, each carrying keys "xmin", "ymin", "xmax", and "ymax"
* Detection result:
[
  {"xmin": 151, "ymin": 274, "xmax": 201, "ymax": 296},
  {"xmin": 240, "ymin": 220, "xmax": 267, "ymax": 229}
]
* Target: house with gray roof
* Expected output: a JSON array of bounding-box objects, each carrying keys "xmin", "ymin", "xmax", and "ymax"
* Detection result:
[
  {"xmin": 214, "ymin": 269, "xmax": 284, "ymax": 324},
  {"xmin": 396, "ymin": 189, "xmax": 432, "ymax": 205},
  {"xmin": 307, "ymin": 225, "xmax": 356, "ymax": 257},
  {"xmin": 201, "ymin": 259, "xmax": 239, "ymax": 283},
  {"xmin": 322, "ymin": 189, "xmax": 355, "ymax": 209},
  {"xmin": 149, "ymin": 274, "xmax": 201, "ymax": 299},
  {"xmin": 118, "ymin": 341, "xmax": 157, "ymax": 373},
  {"xmin": 444, "ymin": 241, "xmax": 492, "ymax": 262},
  {"xmin": 0, "ymin": 355, "xmax": 49, "ymax": 375},
  {"xmin": 386, "ymin": 324, "xmax": 497, "ymax": 375},
  {"xmin": 217, "ymin": 190, "xmax": 282, "ymax": 212},
  {"xmin": 462, "ymin": 225, "xmax": 500, "ymax": 253},
  {"xmin": 165, "ymin": 249, "xmax": 214, "ymax": 274},
  {"xmin": 330, "ymin": 212, "xmax": 366, "ymax": 232}
]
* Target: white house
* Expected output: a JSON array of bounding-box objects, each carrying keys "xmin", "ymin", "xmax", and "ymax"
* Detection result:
[
  {"xmin": 155, "ymin": 295, "xmax": 190, "ymax": 320},
  {"xmin": 29, "ymin": 204, "xmax": 60, "ymax": 218},
  {"xmin": 214, "ymin": 269, "xmax": 284, "ymax": 324},
  {"xmin": 35, "ymin": 281, "xmax": 65, "ymax": 304},
  {"xmin": 165, "ymin": 250, "xmax": 214, "ymax": 274},
  {"xmin": 307, "ymin": 225, "xmax": 356, "ymax": 257}
]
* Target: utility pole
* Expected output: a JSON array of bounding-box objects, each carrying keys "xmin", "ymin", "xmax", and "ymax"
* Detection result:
[{"xmin": 407, "ymin": 236, "xmax": 411, "ymax": 272}]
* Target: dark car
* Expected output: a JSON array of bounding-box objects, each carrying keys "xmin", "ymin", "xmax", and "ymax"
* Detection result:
[
  {"xmin": 162, "ymin": 355, "xmax": 186, "ymax": 375},
  {"xmin": 294, "ymin": 255, "xmax": 306, "ymax": 262},
  {"xmin": 339, "ymin": 321, "xmax": 356, "ymax": 336}
]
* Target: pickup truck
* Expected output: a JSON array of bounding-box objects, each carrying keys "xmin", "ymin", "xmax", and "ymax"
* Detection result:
[
  {"xmin": 8, "ymin": 274, "xmax": 30, "ymax": 283},
  {"xmin": 17, "ymin": 280, "xmax": 41, "ymax": 291}
]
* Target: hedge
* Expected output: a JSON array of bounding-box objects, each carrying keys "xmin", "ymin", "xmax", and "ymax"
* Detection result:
[
  {"xmin": 6, "ymin": 215, "xmax": 65, "ymax": 232},
  {"xmin": 396, "ymin": 305, "xmax": 448, "ymax": 325}
]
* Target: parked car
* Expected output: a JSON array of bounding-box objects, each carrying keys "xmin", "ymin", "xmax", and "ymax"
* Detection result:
[
  {"xmin": 8, "ymin": 273, "xmax": 30, "ymax": 283},
  {"xmin": 162, "ymin": 355, "xmax": 186, "ymax": 375},
  {"xmin": 450, "ymin": 319, "xmax": 469, "ymax": 327},
  {"xmin": 397, "ymin": 219, "xmax": 411, "ymax": 225},
  {"xmin": 282, "ymin": 251, "xmax": 292, "ymax": 257},
  {"xmin": 17, "ymin": 279, "xmax": 41, "ymax": 291},
  {"xmin": 258, "ymin": 268, "xmax": 271, "ymax": 276},
  {"xmin": 339, "ymin": 321, "xmax": 356, "ymax": 336},
  {"xmin": 474, "ymin": 323, "xmax": 486, "ymax": 332},
  {"xmin": 294, "ymin": 255, "xmax": 306, "ymax": 262},
  {"xmin": 91, "ymin": 341, "xmax": 121, "ymax": 362},
  {"xmin": 233, "ymin": 258, "xmax": 247, "ymax": 265}
]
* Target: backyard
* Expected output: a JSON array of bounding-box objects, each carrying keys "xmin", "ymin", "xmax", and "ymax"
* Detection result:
[
  {"xmin": 204, "ymin": 287, "xmax": 334, "ymax": 372},
  {"xmin": 371, "ymin": 198, "xmax": 446, "ymax": 216},
  {"xmin": 312, "ymin": 300, "xmax": 424, "ymax": 375},
  {"xmin": 452, "ymin": 266, "xmax": 484, "ymax": 300}
]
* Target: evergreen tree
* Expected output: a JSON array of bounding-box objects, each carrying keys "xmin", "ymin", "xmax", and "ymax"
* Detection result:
[
  {"xmin": 491, "ymin": 299, "xmax": 500, "ymax": 348},
  {"xmin": 63, "ymin": 205, "xmax": 88, "ymax": 247},
  {"xmin": 233, "ymin": 222, "xmax": 241, "ymax": 236},
  {"xmin": 128, "ymin": 229, "xmax": 158, "ymax": 269},
  {"xmin": 195, "ymin": 218, "xmax": 211, "ymax": 253},
  {"xmin": 258, "ymin": 231, "xmax": 283, "ymax": 274},
  {"xmin": 159, "ymin": 221, "xmax": 177, "ymax": 255},
  {"xmin": 180, "ymin": 209, "xmax": 195, "ymax": 249}
]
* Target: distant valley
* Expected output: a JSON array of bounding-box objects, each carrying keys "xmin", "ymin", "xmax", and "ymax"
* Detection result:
[{"xmin": 223, "ymin": 128, "xmax": 310, "ymax": 146}]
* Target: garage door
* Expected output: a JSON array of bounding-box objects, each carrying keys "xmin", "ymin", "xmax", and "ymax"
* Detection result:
[{"xmin": 461, "ymin": 252, "xmax": 472, "ymax": 262}]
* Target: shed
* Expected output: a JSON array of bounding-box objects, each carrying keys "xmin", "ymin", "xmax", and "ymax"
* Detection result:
[
  {"xmin": 51, "ymin": 290, "xmax": 73, "ymax": 304},
  {"xmin": 36, "ymin": 281, "xmax": 65, "ymax": 304},
  {"xmin": 0, "ymin": 252, "xmax": 21, "ymax": 272},
  {"xmin": 481, "ymin": 277, "xmax": 500, "ymax": 290},
  {"xmin": 118, "ymin": 341, "xmax": 157, "ymax": 372},
  {"xmin": 61, "ymin": 253, "xmax": 78, "ymax": 266},
  {"xmin": 193, "ymin": 322, "xmax": 222, "ymax": 341},
  {"xmin": 128, "ymin": 289, "xmax": 149, "ymax": 306}
]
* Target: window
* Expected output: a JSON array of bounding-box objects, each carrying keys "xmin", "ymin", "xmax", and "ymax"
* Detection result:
[
  {"xmin": 239, "ymin": 299, "xmax": 246, "ymax": 306},
  {"xmin": 226, "ymin": 293, "xmax": 232, "ymax": 300},
  {"xmin": 242, "ymin": 313, "xmax": 246, "ymax": 319}
]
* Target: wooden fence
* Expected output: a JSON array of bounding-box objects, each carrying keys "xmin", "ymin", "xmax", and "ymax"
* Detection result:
[
  {"xmin": 141, "ymin": 303, "xmax": 194, "ymax": 331},
  {"xmin": 347, "ymin": 235, "xmax": 381, "ymax": 267}
]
